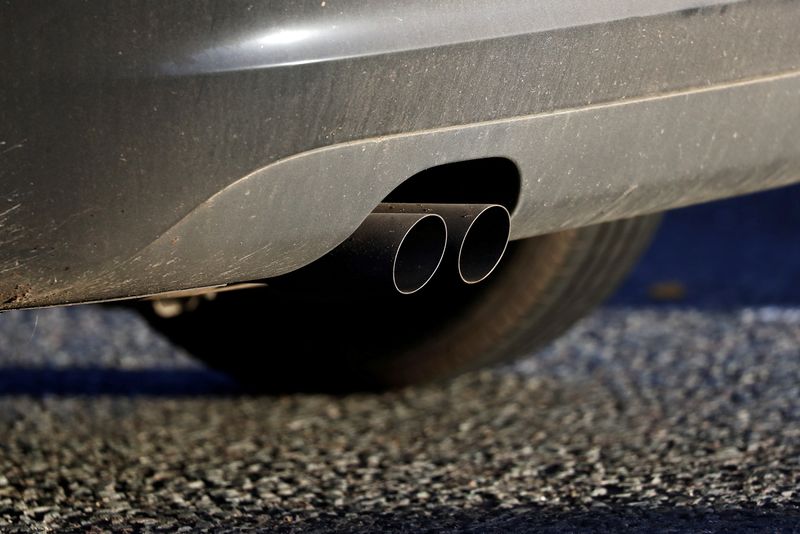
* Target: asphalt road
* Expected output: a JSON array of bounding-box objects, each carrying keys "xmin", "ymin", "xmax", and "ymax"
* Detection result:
[{"xmin": 1, "ymin": 186, "xmax": 800, "ymax": 532}]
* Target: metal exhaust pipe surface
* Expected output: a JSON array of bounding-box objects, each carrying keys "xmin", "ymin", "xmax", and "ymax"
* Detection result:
[
  {"xmin": 281, "ymin": 211, "xmax": 447, "ymax": 295},
  {"xmin": 363, "ymin": 212, "xmax": 448, "ymax": 294},
  {"xmin": 376, "ymin": 203, "xmax": 511, "ymax": 284}
]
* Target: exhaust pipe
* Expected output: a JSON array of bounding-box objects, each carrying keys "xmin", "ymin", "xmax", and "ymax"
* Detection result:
[
  {"xmin": 277, "ymin": 211, "xmax": 448, "ymax": 295},
  {"xmin": 376, "ymin": 203, "xmax": 511, "ymax": 284}
]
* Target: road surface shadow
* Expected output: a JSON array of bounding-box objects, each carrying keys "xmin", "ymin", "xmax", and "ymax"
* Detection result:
[
  {"xmin": 0, "ymin": 367, "xmax": 243, "ymax": 396},
  {"xmin": 258, "ymin": 505, "xmax": 800, "ymax": 533},
  {"xmin": 613, "ymin": 183, "xmax": 800, "ymax": 309}
]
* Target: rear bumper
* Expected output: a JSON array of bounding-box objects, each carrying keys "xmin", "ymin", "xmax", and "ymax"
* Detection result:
[{"xmin": 2, "ymin": 0, "xmax": 800, "ymax": 309}]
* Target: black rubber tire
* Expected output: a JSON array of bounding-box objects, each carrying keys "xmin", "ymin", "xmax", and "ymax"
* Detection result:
[{"xmin": 140, "ymin": 215, "xmax": 660, "ymax": 392}]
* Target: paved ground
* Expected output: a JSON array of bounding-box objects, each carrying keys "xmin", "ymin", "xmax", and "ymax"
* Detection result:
[{"xmin": 1, "ymin": 185, "xmax": 800, "ymax": 532}]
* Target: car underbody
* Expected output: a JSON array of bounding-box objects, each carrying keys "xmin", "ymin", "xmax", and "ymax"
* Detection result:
[{"xmin": 2, "ymin": 0, "xmax": 799, "ymax": 311}]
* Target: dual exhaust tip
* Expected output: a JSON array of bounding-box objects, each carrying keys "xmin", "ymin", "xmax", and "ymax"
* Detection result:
[
  {"xmin": 374, "ymin": 203, "xmax": 511, "ymax": 293},
  {"xmin": 322, "ymin": 203, "xmax": 511, "ymax": 295}
]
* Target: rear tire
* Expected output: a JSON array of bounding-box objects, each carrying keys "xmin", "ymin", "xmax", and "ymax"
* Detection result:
[{"xmin": 140, "ymin": 215, "xmax": 660, "ymax": 392}]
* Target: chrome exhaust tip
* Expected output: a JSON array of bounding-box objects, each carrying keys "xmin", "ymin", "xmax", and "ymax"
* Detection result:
[
  {"xmin": 389, "ymin": 213, "xmax": 448, "ymax": 294},
  {"xmin": 275, "ymin": 210, "xmax": 447, "ymax": 295},
  {"xmin": 375, "ymin": 203, "xmax": 511, "ymax": 285},
  {"xmin": 454, "ymin": 204, "xmax": 510, "ymax": 284}
]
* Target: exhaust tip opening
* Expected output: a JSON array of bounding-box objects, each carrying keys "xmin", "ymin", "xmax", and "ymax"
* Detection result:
[
  {"xmin": 393, "ymin": 214, "xmax": 448, "ymax": 294},
  {"xmin": 458, "ymin": 205, "xmax": 511, "ymax": 284}
]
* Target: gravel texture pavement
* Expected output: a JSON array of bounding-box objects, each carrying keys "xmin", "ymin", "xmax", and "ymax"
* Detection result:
[{"xmin": 0, "ymin": 186, "xmax": 799, "ymax": 532}]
